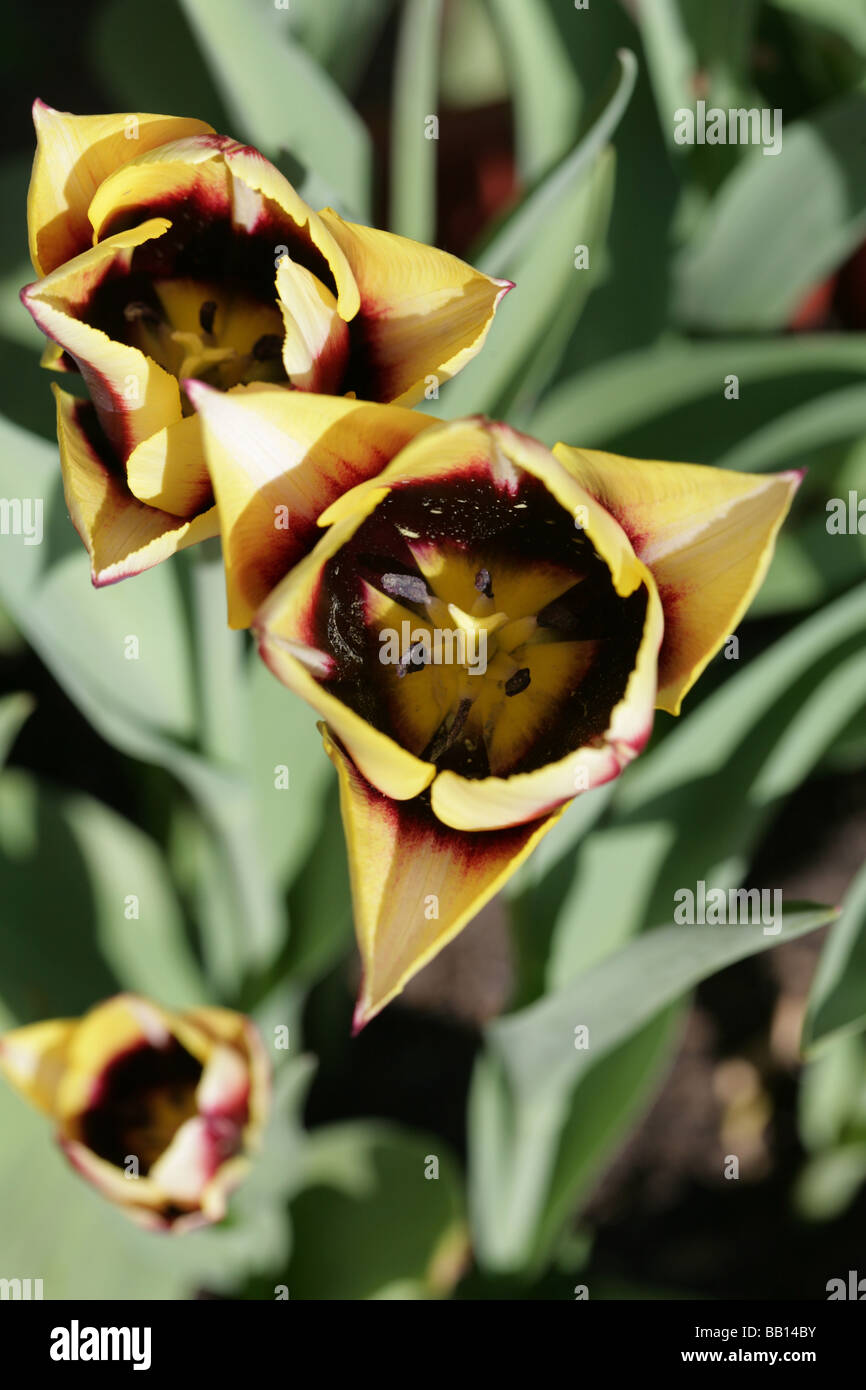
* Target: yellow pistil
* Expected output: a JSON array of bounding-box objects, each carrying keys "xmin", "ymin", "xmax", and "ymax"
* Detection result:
[
  {"xmin": 124, "ymin": 276, "xmax": 286, "ymax": 398},
  {"xmin": 372, "ymin": 547, "xmax": 599, "ymax": 772}
]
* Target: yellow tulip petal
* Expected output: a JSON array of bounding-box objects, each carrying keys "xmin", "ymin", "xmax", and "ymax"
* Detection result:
[
  {"xmin": 147, "ymin": 1115, "xmax": 223, "ymax": 1205},
  {"xmin": 256, "ymin": 506, "xmax": 436, "ymax": 800},
  {"xmin": 0, "ymin": 1019, "xmax": 76, "ymax": 1116},
  {"xmin": 55, "ymin": 385, "xmax": 219, "ymax": 585},
  {"xmin": 27, "ymin": 101, "xmax": 214, "ymax": 274},
  {"xmin": 276, "ymin": 255, "xmax": 349, "ymax": 392},
  {"xmin": 40, "ymin": 339, "xmax": 72, "ymax": 371},
  {"xmin": 323, "ymin": 727, "xmax": 563, "ymax": 1028},
  {"xmin": 179, "ymin": 1007, "xmax": 270, "ymax": 1140},
  {"xmin": 429, "ymin": 572, "xmax": 664, "ymax": 830},
  {"xmin": 124, "ymin": 413, "xmax": 212, "ymax": 516},
  {"xmin": 87, "ymin": 135, "xmax": 360, "ymax": 319},
  {"xmin": 23, "ymin": 220, "xmax": 182, "ymax": 460},
  {"xmin": 55, "ymin": 994, "xmax": 173, "ymax": 1120},
  {"xmin": 189, "ymin": 382, "xmax": 437, "ymax": 627},
  {"xmin": 553, "ymin": 445, "xmax": 802, "ymax": 714},
  {"xmin": 87, "ymin": 135, "xmax": 234, "ymax": 240},
  {"xmin": 223, "ymin": 144, "xmax": 359, "ymax": 320},
  {"xmin": 319, "ymin": 208, "xmax": 512, "ymax": 405},
  {"xmin": 59, "ymin": 1138, "xmax": 173, "ymax": 1220},
  {"xmin": 317, "ymin": 419, "xmax": 645, "ymax": 600}
]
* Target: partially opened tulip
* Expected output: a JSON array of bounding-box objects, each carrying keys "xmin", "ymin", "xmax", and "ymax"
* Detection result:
[
  {"xmin": 19, "ymin": 102, "xmax": 509, "ymax": 586},
  {"xmin": 190, "ymin": 387, "xmax": 801, "ymax": 1027},
  {"xmin": 0, "ymin": 995, "xmax": 269, "ymax": 1231}
]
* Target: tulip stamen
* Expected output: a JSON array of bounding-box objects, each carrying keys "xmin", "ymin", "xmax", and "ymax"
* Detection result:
[
  {"xmin": 123, "ymin": 300, "xmax": 163, "ymax": 327},
  {"xmin": 198, "ymin": 299, "xmax": 218, "ymax": 335},
  {"xmin": 397, "ymin": 640, "xmax": 428, "ymax": 677},
  {"xmin": 474, "ymin": 568, "xmax": 494, "ymax": 599},
  {"xmin": 171, "ymin": 330, "xmax": 239, "ymax": 386},
  {"xmin": 252, "ymin": 333, "xmax": 283, "ymax": 361},
  {"xmin": 426, "ymin": 696, "xmax": 474, "ymax": 762},
  {"xmin": 504, "ymin": 667, "xmax": 531, "ymax": 697},
  {"xmin": 381, "ymin": 572, "xmax": 430, "ymax": 605}
]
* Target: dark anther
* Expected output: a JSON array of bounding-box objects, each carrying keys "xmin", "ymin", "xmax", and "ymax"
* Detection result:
[
  {"xmin": 252, "ymin": 334, "xmax": 283, "ymax": 361},
  {"xmin": 123, "ymin": 301, "xmax": 161, "ymax": 326},
  {"xmin": 474, "ymin": 567, "xmax": 494, "ymax": 599},
  {"xmin": 381, "ymin": 572, "xmax": 430, "ymax": 604},
  {"xmin": 505, "ymin": 667, "xmax": 531, "ymax": 697},
  {"xmin": 199, "ymin": 300, "xmax": 218, "ymax": 335},
  {"xmin": 397, "ymin": 640, "xmax": 427, "ymax": 678},
  {"xmin": 426, "ymin": 698, "xmax": 473, "ymax": 761}
]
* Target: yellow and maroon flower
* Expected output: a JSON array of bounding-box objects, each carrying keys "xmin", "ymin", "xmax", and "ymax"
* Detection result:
[
  {"xmin": 190, "ymin": 388, "xmax": 801, "ymax": 1026},
  {"xmin": 20, "ymin": 102, "xmax": 510, "ymax": 586},
  {"xmin": 0, "ymin": 994, "xmax": 269, "ymax": 1232}
]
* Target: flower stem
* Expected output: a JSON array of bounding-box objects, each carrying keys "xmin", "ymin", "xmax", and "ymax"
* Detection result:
[{"xmin": 188, "ymin": 539, "xmax": 247, "ymax": 767}]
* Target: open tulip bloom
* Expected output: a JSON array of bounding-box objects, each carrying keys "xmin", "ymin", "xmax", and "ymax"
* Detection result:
[
  {"xmin": 0, "ymin": 995, "xmax": 268, "ymax": 1230},
  {"xmin": 15, "ymin": 103, "xmax": 802, "ymax": 1043},
  {"xmin": 189, "ymin": 387, "xmax": 801, "ymax": 1028},
  {"xmin": 19, "ymin": 104, "xmax": 509, "ymax": 586}
]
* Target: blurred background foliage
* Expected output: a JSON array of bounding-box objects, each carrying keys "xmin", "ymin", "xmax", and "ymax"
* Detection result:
[{"xmin": 0, "ymin": 0, "xmax": 864, "ymax": 1299}]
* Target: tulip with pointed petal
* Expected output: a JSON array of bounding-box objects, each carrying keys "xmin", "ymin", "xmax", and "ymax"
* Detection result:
[
  {"xmin": 20, "ymin": 102, "xmax": 510, "ymax": 586},
  {"xmin": 190, "ymin": 387, "xmax": 801, "ymax": 1025}
]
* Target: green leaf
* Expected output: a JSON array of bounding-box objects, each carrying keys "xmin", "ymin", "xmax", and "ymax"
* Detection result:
[
  {"xmin": 0, "ymin": 768, "xmax": 206, "ymax": 1021},
  {"xmin": 284, "ymin": 784, "xmax": 353, "ymax": 984},
  {"xmin": 799, "ymin": 1031, "xmax": 866, "ymax": 1152},
  {"xmin": 273, "ymin": 0, "xmax": 394, "ymax": 96},
  {"xmin": 427, "ymin": 49, "xmax": 635, "ymax": 419},
  {"xmin": 715, "ymin": 383, "xmax": 866, "ymax": 474},
  {"xmin": 674, "ymin": 92, "xmax": 866, "ymax": 331},
  {"xmin": 474, "ymin": 48, "xmax": 636, "ymax": 274},
  {"xmin": 514, "ymin": 1005, "xmax": 683, "ymax": 1273},
  {"xmin": 804, "ymin": 860, "xmax": 866, "ymax": 1049},
  {"xmin": 502, "ymin": 907, "xmax": 834, "ymax": 1110},
  {"xmin": 635, "ymin": 0, "xmax": 697, "ymax": 152},
  {"xmin": 0, "ymin": 415, "xmax": 284, "ymax": 981},
  {"xmin": 795, "ymin": 1145, "xmax": 866, "ymax": 1223},
  {"xmin": 286, "ymin": 1123, "xmax": 467, "ymax": 1298},
  {"xmin": 749, "ymin": 523, "xmax": 865, "ymax": 619},
  {"xmin": 247, "ymin": 653, "xmax": 333, "ymax": 892},
  {"xmin": 0, "ymin": 693, "xmax": 33, "ymax": 767},
  {"xmin": 179, "ymin": 0, "xmax": 371, "ymax": 217},
  {"xmin": 768, "ymin": 0, "xmax": 866, "ymax": 55},
  {"xmin": 680, "ymin": 0, "xmax": 759, "ymax": 113},
  {"xmin": 532, "ymin": 584, "xmax": 866, "ymax": 990},
  {"xmin": 530, "ymin": 335, "xmax": 866, "ymax": 448},
  {"xmin": 486, "ymin": 0, "xmax": 581, "ymax": 181},
  {"xmin": 390, "ymin": 0, "xmax": 442, "ymax": 242},
  {"xmin": 440, "ymin": 0, "xmax": 508, "ymax": 107},
  {"xmin": 93, "ymin": 0, "xmax": 230, "ymax": 128},
  {"xmin": 470, "ymin": 906, "xmax": 834, "ymax": 1270},
  {"xmin": 0, "ymin": 421, "xmax": 196, "ymax": 743}
]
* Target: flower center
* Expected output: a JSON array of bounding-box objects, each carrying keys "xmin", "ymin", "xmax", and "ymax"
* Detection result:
[
  {"xmin": 311, "ymin": 474, "xmax": 649, "ymax": 781},
  {"xmin": 123, "ymin": 277, "xmax": 286, "ymax": 402},
  {"xmin": 78, "ymin": 1039, "xmax": 203, "ymax": 1174},
  {"xmin": 365, "ymin": 546, "xmax": 599, "ymax": 771}
]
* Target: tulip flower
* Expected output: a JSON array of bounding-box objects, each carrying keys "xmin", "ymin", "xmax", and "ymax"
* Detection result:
[
  {"xmin": 19, "ymin": 102, "xmax": 510, "ymax": 586},
  {"xmin": 188, "ymin": 388, "xmax": 800, "ymax": 1026},
  {"xmin": 0, "ymin": 994, "xmax": 269, "ymax": 1231}
]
